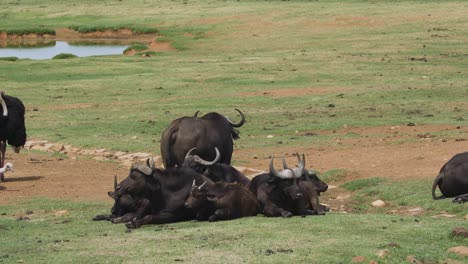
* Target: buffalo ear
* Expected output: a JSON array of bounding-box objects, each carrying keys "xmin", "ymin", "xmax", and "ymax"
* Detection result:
[{"xmin": 206, "ymin": 194, "xmax": 217, "ymax": 202}]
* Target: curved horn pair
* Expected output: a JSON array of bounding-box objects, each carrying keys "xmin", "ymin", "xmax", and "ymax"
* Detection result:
[
  {"xmin": 191, "ymin": 179, "xmax": 207, "ymax": 190},
  {"xmin": 269, "ymin": 156, "xmax": 296, "ymax": 179},
  {"xmin": 226, "ymin": 109, "xmax": 245, "ymax": 128},
  {"xmin": 282, "ymin": 153, "xmax": 305, "ymax": 178},
  {"xmin": 0, "ymin": 91, "xmax": 8, "ymax": 117},
  {"xmin": 185, "ymin": 147, "xmax": 220, "ymax": 166}
]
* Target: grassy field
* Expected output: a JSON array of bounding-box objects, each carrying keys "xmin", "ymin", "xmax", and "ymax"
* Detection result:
[{"xmin": 0, "ymin": 0, "xmax": 467, "ymax": 263}]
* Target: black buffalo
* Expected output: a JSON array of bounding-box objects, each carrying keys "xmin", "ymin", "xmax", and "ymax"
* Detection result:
[
  {"xmin": 183, "ymin": 147, "xmax": 251, "ymax": 187},
  {"xmin": 0, "ymin": 91, "xmax": 26, "ymax": 181},
  {"xmin": 160, "ymin": 109, "xmax": 245, "ymax": 168},
  {"xmin": 432, "ymin": 152, "xmax": 468, "ymax": 203},
  {"xmin": 185, "ymin": 181, "xmax": 258, "ymax": 222},
  {"xmin": 94, "ymin": 158, "xmax": 214, "ymax": 228},
  {"xmin": 248, "ymin": 156, "xmax": 310, "ymax": 217}
]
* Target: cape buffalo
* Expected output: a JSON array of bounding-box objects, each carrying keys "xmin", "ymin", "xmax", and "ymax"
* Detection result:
[
  {"xmin": 248, "ymin": 156, "xmax": 309, "ymax": 217},
  {"xmin": 432, "ymin": 152, "xmax": 468, "ymax": 203},
  {"xmin": 185, "ymin": 180, "xmax": 258, "ymax": 222},
  {"xmin": 183, "ymin": 147, "xmax": 251, "ymax": 187},
  {"xmin": 94, "ymin": 158, "xmax": 214, "ymax": 228},
  {"xmin": 0, "ymin": 91, "xmax": 26, "ymax": 181},
  {"xmin": 160, "ymin": 109, "xmax": 245, "ymax": 168}
]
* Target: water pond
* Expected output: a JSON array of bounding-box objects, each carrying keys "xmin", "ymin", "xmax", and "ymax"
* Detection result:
[{"xmin": 0, "ymin": 41, "xmax": 129, "ymax": 60}]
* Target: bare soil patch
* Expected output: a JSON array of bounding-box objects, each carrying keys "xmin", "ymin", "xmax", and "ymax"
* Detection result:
[{"xmin": 0, "ymin": 124, "xmax": 466, "ymax": 211}]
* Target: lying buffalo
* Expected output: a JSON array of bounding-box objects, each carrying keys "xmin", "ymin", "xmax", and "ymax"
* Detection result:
[
  {"xmin": 248, "ymin": 156, "xmax": 310, "ymax": 217},
  {"xmin": 185, "ymin": 180, "xmax": 258, "ymax": 222},
  {"xmin": 94, "ymin": 158, "xmax": 214, "ymax": 228},
  {"xmin": 432, "ymin": 152, "xmax": 468, "ymax": 203},
  {"xmin": 183, "ymin": 147, "xmax": 251, "ymax": 187},
  {"xmin": 160, "ymin": 109, "xmax": 245, "ymax": 168}
]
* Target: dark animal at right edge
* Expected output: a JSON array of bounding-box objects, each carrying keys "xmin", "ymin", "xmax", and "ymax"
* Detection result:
[
  {"xmin": 432, "ymin": 152, "xmax": 468, "ymax": 203},
  {"xmin": 0, "ymin": 91, "xmax": 27, "ymax": 182}
]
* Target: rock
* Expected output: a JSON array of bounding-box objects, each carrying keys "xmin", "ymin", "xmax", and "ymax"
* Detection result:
[
  {"xmin": 351, "ymin": 256, "xmax": 365, "ymax": 263},
  {"xmin": 54, "ymin": 210, "xmax": 68, "ymax": 217},
  {"xmin": 377, "ymin": 249, "xmax": 389, "ymax": 258},
  {"xmin": 79, "ymin": 149, "xmax": 96, "ymax": 156},
  {"xmin": 432, "ymin": 213, "xmax": 457, "ymax": 218},
  {"xmin": 50, "ymin": 144, "xmax": 65, "ymax": 152},
  {"xmin": 452, "ymin": 227, "xmax": 468, "ymax": 238},
  {"xmin": 24, "ymin": 140, "xmax": 48, "ymax": 149},
  {"xmin": 371, "ymin": 199, "xmax": 386, "ymax": 207},
  {"xmin": 267, "ymin": 135, "xmax": 274, "ymax": 138},
  {"xmin": 113, "ymin": 151, "xmax": 127, "ymax": 158},
  {"xmin": 406, "ymin": 207, "xmax": 424, "ymax": 215},
  {"xmin": 464, "ymin": 215, "xmax": 468, "ymax": 220},
  {"xmin": 406, "ymin": 256, "xmax": 423, "ymax": 264},
  {"xmin": 447, "ymin": 246, "xmax": 468, "ymax": 257}
]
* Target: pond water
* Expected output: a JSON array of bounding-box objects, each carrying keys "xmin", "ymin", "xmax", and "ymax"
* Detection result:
[{"xmin": 0, "ymin": 41, "xmax": 129, "ymax": 60}]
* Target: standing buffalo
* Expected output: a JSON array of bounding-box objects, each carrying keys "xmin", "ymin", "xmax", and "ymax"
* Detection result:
[
  {"xmin": 183, "ymin": 147, "xmax": 251, "ymax": 187},
  {"xmin": 0, "ymin": 91, "xmax": 26, "ymax": 181},
  {"xmin": 432, "ymin": 152, "xmax": 468, "ymax": 203},
  {"xmin": 160, "ymin": 109, "xmax": 245, "ymax": 168}
]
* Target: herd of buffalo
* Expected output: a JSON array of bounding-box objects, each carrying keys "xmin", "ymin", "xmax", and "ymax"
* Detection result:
[{"xmin": 0, "ymin": 91, "xmax": 466, "ymax": 229}]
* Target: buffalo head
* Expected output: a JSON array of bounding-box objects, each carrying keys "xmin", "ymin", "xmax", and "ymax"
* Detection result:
[
  {"xmin": 269, "ymin": 156, "xmax": 303, "ymax": 200},
  {"xmin": 185, "ymin": 180, "xmax": 209, "ymax": 209},
  {"xmin": 284, "ymin": 153, "xmax": 328, "ymax": 193}
]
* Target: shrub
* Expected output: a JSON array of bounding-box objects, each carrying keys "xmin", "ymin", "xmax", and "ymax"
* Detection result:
[{"xmin": 52, "ymin": 53, "xmax": 78, "ymax": 59}]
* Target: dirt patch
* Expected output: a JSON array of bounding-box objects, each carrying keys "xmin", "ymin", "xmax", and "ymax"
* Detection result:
[{"xmin": 1, "ymin": 124, "xmax": 466, "ymax": 209}]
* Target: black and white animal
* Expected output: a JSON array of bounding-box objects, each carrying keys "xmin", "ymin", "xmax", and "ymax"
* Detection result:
[
  {"xmin": 0, "ymin": 91, "xmax": 26, "ymax": 182},
  {"xmin": 0, "ymin": 162, "xmax": 14, "ymax": 175},
  {"xmin": 432, "ymin": 152, "xmax": 468, "ymax": 203},
  {"xmin": 160, "ymin": 109, "xmax": 245, "ymax": 168}
]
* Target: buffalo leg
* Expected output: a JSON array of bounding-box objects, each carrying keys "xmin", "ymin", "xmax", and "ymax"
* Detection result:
[
  {"xmin": 0, "ymin": 141, "xmax": 5, "ymax": 182},
  {"xmin": 92, "ymin": 214, "xmax": 116, "ymax": 221},
  {"xmin": 125, "ymin": 210, "xmax": 181, "ymax": 229},
  {"xmin": 111, "ymin": 213, "xmax": 138, "ymax": 224},
  {"xmin": 208, "ymin": 208, "xmax": 232, "ymax": 222},
  {"xmin": 263, "ymin": 204, "xmax": 293, "ymax": 218},
  {"xmin": 452, "ymin": 194, "xmax": 468, "ymax": 204}
]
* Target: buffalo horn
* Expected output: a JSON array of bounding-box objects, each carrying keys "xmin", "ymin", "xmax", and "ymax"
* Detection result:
[
  {"xmin": 147, "ymin": 157, "xmax": 156, "ymax": 170},
  {"xmin": 185, "ymin": 147, "xmax": 197, "ymax": 160},
  {"xmin": 187, "ymin": 147, "xmax": 221, "ymax": 166},
  {"xmin": 0, "ymin": 91, "xmax": 7, "ymax": 117},
  {"xmin": 269, "ymin": 156, "xmax": 295, "ymax": 179},
  {"xmin": 198, "ymin": 180, "xmax": 207, "ymax": 190},
  {"xmin": 226, "ymin": 109, "xmax": 245, "ymax": 128},
  {"xmin": 194, "ymin": 110, "xmax": 200, "ymax": 117},
  {"xmin": 192, "ymin": 179, "xmax": 196, "ymax": 188},
  {"xmin": 133, "ymin": 164, "xmax": 152, "ymax": 176},
  {"xmin": 114, "ymin": 175, "xmax": 118, "ymax": 191}
]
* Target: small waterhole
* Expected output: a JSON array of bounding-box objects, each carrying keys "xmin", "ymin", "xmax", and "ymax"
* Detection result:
[{"xmin": 0, "ymin": 41, "xmax": 129, "ymax": 60}]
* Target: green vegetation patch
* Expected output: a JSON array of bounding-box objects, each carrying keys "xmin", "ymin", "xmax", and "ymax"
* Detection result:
[
  {"xmin": 123, "ymin": 43, "xmax": 148, "ymax": 53},
  {"xmin": 52, "ymin": 53, "xmax": 78, "ymax": 59},
  {"xmin": 341, "ymin": 177, "xmax": 384, "ymax": 191},
  {"xmin": 0, "ymin": 28, "xmax": 55, "ymax": 35},
  {"xmin": 0, "ymin": 56, "xmax": 19, "ymax": 61}
]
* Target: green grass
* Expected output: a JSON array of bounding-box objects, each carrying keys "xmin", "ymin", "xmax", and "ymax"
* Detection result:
[
  {"xmin": 0, "ymin": 196, "xmax": 466, "ymax": 264},
  {"xmin": 0, "ymin": 0, "xmax": 467, "ymax": 262}
]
